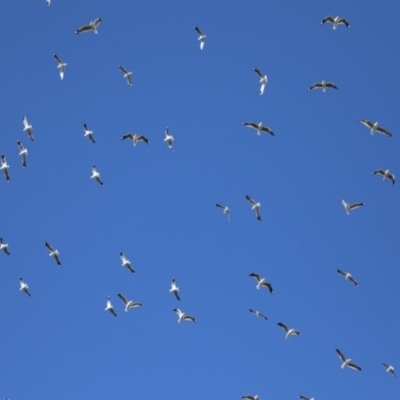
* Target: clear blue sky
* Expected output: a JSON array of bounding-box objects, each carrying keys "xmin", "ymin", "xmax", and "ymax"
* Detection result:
[{"xmin": 1, "ymin": 0, "xmax": 399, "ymax": 399}]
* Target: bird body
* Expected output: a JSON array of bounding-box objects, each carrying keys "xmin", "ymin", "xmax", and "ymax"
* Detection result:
[
  {"xmin": 105, "ymin": 296, "xmax": 117, "ymax": 317},
  {"xmin": 0, "ymin": 238, "xmax": 10, "ymax": 255},
  {"xmin": 119, "ymin": 65, "xmax": 132, "ymax": 87},
  {"xmin": 119, "ymin": 252, "xmax": 135, "ymax": 273},
  {"xmin": 164, "ymin": 128, "xmax": 174, "ymax": 150},
  {"xmin": 341, "ymin": 199, "xmax": 365, "ymax": 215},
  {"xmin": 121, "ymin": 133, "xmax": 149, "ymax": 146},
  {"xmin": 337, "ymin": 269, "xmax": 359, "ymax": 286},
  {"xmin": 245, "ymin": 195, "xmax": 261, "ymax": 221},
  {"xmin": 173, "ymin": 308, "xmax": 196, "ymax": 323},
  {"xmin": 254, "ymin": 67, "xmax": 267, "ymax": 95},
  {"xmin": 17, "ymin": 141, "xmax": 28, "ymax": 168},
  {"xmin": 170, "ymin": 278, "xmax": 180, "ymax": 300},
  {"xmin": 54, "ymin": 54, "xmax": 67, "ymax": 80},
  {"xmin": 308, "ymin": 80, "xmax": 338, "ymax": 92},
  {"xmin": 0, "ymin": 155, "xmax": 10, "ymax": 181},
  {"xmin": 215, "ymin": 204, "xmax": 230, "ymax": 221},
  {"xmin": 249, "ymin": 309, "xmax": 268, "ymax": 320},
  {"xmin": 22, "ymin": 116, "xmax": 34, "ymax": 141},
  {"xmin": 382, "ymin": 363, "xmax": 396, "ymax": 377},
  {"xmin": 277, "ymin": 322, "xmax": 300, "ymax": 339},
  {"xmin": 45, "ymin": 242, "xmax": 61, "ymax": 265},
  {"xmin": 83, "ymin": 124, "xmax": 96, "ymax": 143},
  {"xmin": 372, "ymin": 169, "xmax": 395, "ymax": 185},
  {"xmin": 75, "ymin": 18, "xmax": 102, "ymax": 34},
  {"xmin": 117, "ymin": 293, "xmax": 143, "ymax": 312},
  {"xmin": 321, "ymin": 16, "xmax": 350, "ymax": 29},
  {"xmin": 91, "ymin": 165, "xmax": 104, "ymax": 185},
  {"xmin": 194, "ymin": 26, "xmax": 206, "ymax": 49},
  {"xmin": 19, "ymin": 277, "xmax": 31, "ymax": 297},
  {"xmin": 242, "ymin": 122, "xmax": 275, "ymax": 136},
  {"xmin": 336, "ymin": 349, "xmax": 362, "ymax": 371},
  {"xmin": 249, "ymin": 273, "xmax": 273, "ymax": 293},
  {"xmin": 359, "ymin": 120, "xmax": 392, "ymax": 137}
]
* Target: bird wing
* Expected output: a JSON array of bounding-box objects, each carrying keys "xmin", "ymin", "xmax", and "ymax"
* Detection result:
[
  {"xmin": 299, "ymin": 396, "xmax": 310, "ymax": 400},
  {"xmin": 194, "ymin": 26, "xmax": 203, "ymax": 36},
  {"xmin": 338, "ymin": 18, "xmax": 350, "ymax": 27},
  {"xmin": 117, "ymin": 293, "xmax": 128, "ymax": 305},
  {"xmin": 308, "ymin": 82, "xmax": 322, "ymax": 91},
  {"xmin": 254, "ymin": 67, "xmax": 264, "ymax": 78},
  {"xmin": 321, "ymin": 16, "xmax": 335, "ymax": 24},
  {"xmin": 54, "ymin": 254, "xmax": 61, "ymax": 266},
  {"xmin": 337, "ymin": 269, "xmax": 346, "ymax": 277},
  {"xmin": 75, "ymin": 24, "xmax": 93, "ymax": 34},
  {"xmin": 336, "ymin": 349, "xmax": 347, "ymax": 362},
  {"xmin": 215, "ymin": 203, "xmax": 226, "ymax": 210},
  {"xmin": 94, "ymin": 18, "xmax": 102, "ymax": 27},
  {"xmin": 54, "ymin": 54, "xmax": 63, "ymax": 65},
  {"xmin": 183, "ymin": 315, "xmax": 196, "ymax": 322},
  {"xmin": 137, "ymin": 135, "xmax": 149, "ymax": 144},
  {"xmin": 262, "ymin": 281, "xmax": 273, "ymax": 293},
  {"xmin": 242, "ymin": 122, "xmax": 258, "ymax": 129},
  {"xmin": 4, "ymin": 168, "xmax": 10, "ymax": 181},
  {"xmin": 261, "ymin": 125, "xmax": 275, "ymax": 136},
  {"xmin": 349, "ymin": 276, "xmax": 359, "ymax": 286},
  {"xmin": 249, "ymin": 273, "xmax": 261, "ymax": 281},
  {"xmin": 372, "ymin": 170, "xmax": 385, "ymax": 176},
  {"xmin": 376, "ymin": 126, "xmax": 392, "ymax": 137},
  {"xmin": 119, "ymin": 252, "xmax": 126, "ymax": 262},
  {"xmin": 173, "ymin": 308, "xmax": 183, "ymax": 317},
  {"xmin": 255, "ymin": 206, "xmax": 261, "ymax": 221},
  {"xmin": 119, "ymin": 65, "xmax": 128, "ymax": 74},
  {"xmin": 349, "ymin": 203, "xmax": 365, "ymax": 210},
  {"xmin": 277, "ymin": 322, "xmax": 289, "ymax": 332},
  {"xmin": 347, "ymin": 362, "xmax": 362, "ymax": 371},
  {"xmin": 359, "ymin": 120, "xmax": 374, "ymax": 129},
  {"xmin": 45, "ymin": 242, "xmax": 55, "ymax": 252},
  {"xmin": 121, "ymin": 133, "xmax": 134, "ymax": 140},
  {"xmin": 22, "ymin": 117, "xmax": 29, "ymax": 129},
  {"xmin": 259, "ymin": 83, "xmax": 266, "ymax": 95},
  {"xmin": 173, "ymin": 290, "xmax": 180, "ymax": 301},
  {"xmin": 326, "ymin": 82, "xmax": 339, "ymax": 89},
  {"xmin": 245, "ymin": 195, "xmax": 256, "ymax": 205},
  {"xmin": 127, "ymin": 75, "xmax": 132, "ymax": 87}
]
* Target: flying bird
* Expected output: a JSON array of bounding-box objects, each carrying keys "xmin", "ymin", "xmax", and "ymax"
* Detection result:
[
  {"xmin": 254, "ymin": 67, "xmax": 268, "ymax": 95},
  {"xmin": 299, "ymin": 395, "xmax": 314, "ymax": 400},
  {"xmin": 1, "ymin": 155, "xmax": 10, "ymax": 181},
  {"xmin": 248, "ymin": 273, "xmax": 273, "ymax": 293},
  {"xmin": 194, "ymin": 26, "xmax": 206, "ymax": 50},
  {"xmin": 164, "ymin": 128, "xmax": 174, "ymax": 150},
  {"xmin": 91, "ymin": 165, "xmax": 104, "ymax": 186},
  {"xmin": 119, "ymin": 65, "xmax": 132, "ymax": 87},
  {"xmin": 105, "ymin": 296, "xmax": 117, "ymax": 317},
  {"xmin": 17, "ymin": 141, "xmax": 28, "ymax": 168},
  {"xmin": 53, "ymin": 54, "xmax": 67, "ymax": 80},
  {"xmin": 173, "ymin": 308, "xmax": 196, "ymax": 323},
  {"xmin": 0, "ymin": 238, "xmax": 10, "ymax": 255},
  {"xmin": 117, "ymin": 293, "xmax": 143, "ymax": 312},
  {"xmin": 277, "ymin": 322, "xmax": 300, "ymax": 339},
  {"xmin": 119, "ymin": 252, "xmax": 135, "ymax": 273},
  {"xmin": 170, "ymin": 278, "xmax": 180, "ymax": 300},
  {"xmin": 121, "ymin": 133, "xmax": 150, "ymax": 146},
  {"xmin": 215, "ymin": 204, "xmax": 230, "ymax": 222},
  {"xmin": 336, "ymin": 349, "xmax": 362, "ymax": 371},
  {"xmin": 245, "ymin": 195, "xmax": 261, "ymax": 221},
  {"xmin": 83, "ymin": 124, "xmax": 96, "ymax": 144},
  {"xmin": 22, "ymin": 116, "xmax": 34, "ymax": 141},
  {"xmin": 242, "ymin": 122, "xmax": 275, "ymax": 136},
  {"xmin": 241, "ymin": 395, "xmax": 260, "ymax": 400},
  {"xmin": 359, "ymin": 120, "xmax": 392, "ymax": 137},
  {"xmin": 75, "ymin": 18, "xmax": 102, "ymax": 34},
  {"xmin": 337, "ymin": 269, "xmax": 359, "ymax": 286},
  {"xmin": 341, "ymin": 199, "xmax": 365, "ymax": 215},
  {"xmin": 19, "ymin": 277, "xmax": 31, "ymax": 297},
  {"xmin": 382, "ymin": 363, "xmax": 396, "ymax": 377},
  {"xmin": 249, "ymin": 309, "xmax": 268, "ymax": 320},
  {"xmin": 372, "ymin": 169, "xmax": 395, "ymax": 185},
  {"xmin": 321, "ymin": 16, "xmax": 350, "ymax": 29},
  {"xmin": 44, "ymin": 242, "xmax": 61, "ymax": 265},
  {"xmin": 308, "ymin": 81, "xmax": 338, "ymax": 92}
]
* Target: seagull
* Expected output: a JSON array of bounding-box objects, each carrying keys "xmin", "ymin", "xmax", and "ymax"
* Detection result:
[
  {"xmin": 83, "ymin": 124, "xmax": 96, "ymax": 144},
  {"xmin": 119, "ymin": 65, "xmax": 132, "ymax": 87},
  {"xmin": 164, "ymin": 127, "xmax": 174, "ymax": 150},
  {"xmin": 22, "ymin": 116, "xmax": 34, "ymax": 141},
  {"xmin": 75, "ymin": 18, "xmax": 102, "ymax": 34},
  {"xmin": 359, "ymin": 120, "xmax": 392, "ymax": 137},
  {"xmin": 119, "ymin": 251, "xmax": 135, "ymax": 273},
  {"xmin": 241, "ymin": 395, "xmax": 260, "ymax": 400},
  {"xmin": 121, "ymin": 133, "xmax": 150, "ymax": 146},
  {"xmin": 215, "ymin": 204, "xmax": 230, "ymax": 222},
  {"xmin": 277, "ymin": 322, "xmax": 300, "ymax": 339},
  {"xmin": 117, "ymin": 293, "xmax": 143, "ymax": 312},
  {"xmin": 194, "ymin": 26, "xmax": 206, "ymax": 50},
  {"xmin": 336, "ymin": 349, "xmax": 362, "ymax": 371},
  {"xmin": 91, "ymin": 165, "xmax": 104, "ymax": 186},
  {"xmin": 44, "ymin": 242, "xmax": 61, "ymax": 265},
  {"xmin": 308, "ymin": 81, "xmax": 338, "ymax": 92},
  {"xmin": 249, "ymin": 309, "xmax": 268, "ymax": 320},
  {"xmin": 372, "ymin": 169, "xmax": 395, "ymax": 185},
  {"xmin": 337, "ymin": 269, "xmax": 359, "ymax": 286},
  {"xmin": 17, "ymin": 141, "xmax": 28, "ymax": 168},
  {"xmin": 321, "ymin": 16, "xmax": 350, "ymax": 29},
  {"xmin": 105, "ymin": 296, "xmax": 117, "ymax": 317},
  {"xmin": 173, "ymin": 308, "xmax": 196, "ymax": 323},
  {"xmin": 242, "ymin": 122, "xmax": 275, "ymax": 136},
  {"xmin": 382, "ymin": 363, "xmax": 396, "ymax": 377},
  {"xmin": 299, "ymin": 396, "xmax": 314, "ymax": 400},
  {"xmin": 341, "ymin": 199, "xmax": 365, "ymax": 215},
  {"xmin": 254, "ymin": 67, "xmax": 268, "ymax": 95},
  {"xmin": 53, "ymin": 54, "xmax": 67, "ymax": 80},
  {"xmin": 249, "ymin": 273, "xmax": 273, "ymax": 293},
  {"xmin": 245, "ymin": 195, "xmax": 261, "ymax": 221},
  {"xmin": 1, "ymin": 155, "xmax": 10, "ymax": 181},
  {"xmin": 0, "ymin": 238, "xmax": 10, "ymax": 255},
  {"xmin": 170, "ymin": 278, "xmax": 180, "ymax": 300},
  {"xmin": 19, "ymin": 277, "xmax": 31, "ymax": 297}
]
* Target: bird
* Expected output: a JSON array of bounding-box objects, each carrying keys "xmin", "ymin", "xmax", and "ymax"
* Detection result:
[
  {"xmin": 53, "ymin": 54, "xmax": 67, "ymax": 80},
  {"xmin": 337, "ymin": 269, "xmax": 359, "ymax": 286},
  {"xmin": 0, "ymin": 238, "xmax": 10, "ymax": 255},
  {"xmin": 194, "ymin": 26, "xmax": 206, "ymax": 50},
  {"xmin": 83, "ymin": 124, "xmax": 96, "ymax": 144},
  {"xmin": 1, "ymin": 155, "xmax": 10, "ymax": 181},
  {"xmin": 372, "ymin": 169, "xmax": 395, "ymax": 185},
  {"xmin": 277, "ymin": 322, "xmax": 300, "ymax": 339},
  {"xmin": 245, "ymin": 195, "xmax": 261, "ymax": 221},
  {"xmin": 75, "ymin": 18, "xmax": 102, "ymax": 34},
  {"xmin": 248, "ymin": 273, "xmax": 273, "ymax": 293},
  {"xmin": 19, "ymin": 277, "xmax": 31, "ymax": 297},
  {"xmin": 308, "ymin": 81, "xmax": 338, "ymax": 92},
  {"xmin": 215, "ymin": 204, "xmax": 230, "ymax": 222},
  {"xmin": 382, "ymin": 363, "xmax": 396, "ymax": 377},
  {"xmin": 121, "ymin": 133, "xmax": 150, "ymax": 146},
  {"xmin": 117, "ymin": 293, "xmax": 143, "ymax": 312},
  {"xmin": 341, "ymin": 199, "xmax": 365, "ymax": 215},
  {"xmin": 321, "ymin": 16, "xmax": 350, "ymax": 29},
  {"xmin": 22, "ymin": 116, "xmax": 34, "ymax": 141},
  {"xmin": 299, "ymin": 396, "xmax": 314, "ymax": 400},
  {"xmin": 254, "ymin": 67, "xmax": 268, "ymax": 95},
  {"xmin": 164, "ymin": 128, "xmax": 174, "ymax": 150},
  {"xmin": 119, "ymin": 252, "xmax": 135, "ymax": 273},
  {"xmin": 249, "ymin": 309, "xmax": 268, "ymax": 320},
  {"xmin": 359, "ymin": 120, "xmax": 392, "ymax": 137},
  {"xmin": 336, "ymin": 349, "xmax": 362, "ymax": 371},
  {"xmin": 170, "ymin": 278, "xmax": 180, "ymax": 300},
  {"xmin": 105, "ymin": 296, "xmax": 117, "ymax": 317},
  {"xmin": 118, "ymin": 65, "xmax": 132, "ymax": 87},
  {"xmin": 241, "ymin": 395, "xmax": 260, "ymax": 400},
  {"xmin": 242, "ymin": 122, "xmax": 275, "ymax": 136},
  {"xmin": 17, "ymin": 141, "xmax": 28, "ymax": 168},
  {"xmin": 91, "ymin": 165, "xmax": 104, "ymax": 186},
  {"xmin": 44, "ymin": 242, "xmax": 61, "ymax": 265},
  {"xmin": 173, "ymin": 308, "xmax": 196, "ymax": 323}
]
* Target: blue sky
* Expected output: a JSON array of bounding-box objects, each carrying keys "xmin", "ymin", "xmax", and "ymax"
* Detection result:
[{"xmin": 1, "ymin": 0, "xmax": 399, "ymax": 398}]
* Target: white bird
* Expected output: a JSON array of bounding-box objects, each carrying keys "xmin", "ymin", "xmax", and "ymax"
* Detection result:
[
  {"xmin": 248, "ymin": 273, "xmax": 273, "ymax": 293},
  {"xmin": 241, "ymin": 395, "xmax": 260, "ymax": 400},
  {"xmin": 242, "ymin": 122, "xmax": 275, "ymax": 136},
  {"xmin": 119, "ymin": 65, "xmax": 133, "ymax": 87},
  {"xmin": 164, "ymin": 127, "xmax": 174, "ymax": 150},
  {"xmin": 341, "ymin": 199, "xmax": 365, "ymax": 215},
  {"xmin": 215, "ymin": 204, "xmax": 230, "ymax": 221},
  {"xmin": 321, "ymin": 16, "xmax": 350, "ymax": 29},
  {"xmin": 75, "ymin": 18, "xmax": 102, "ymax": 34},
  {"xmin": 22, "ymin": 116, "xmax": 34, "ymax": 141},
  {"xmin": 299, "ymin": 395, "xmax": 314, "ymax": 400},
  {"xmin": 249, "ymin": 309, "xmax": 268, "ymax": 320},
  {"xmin": 359, "ymin": 120, "xmax": 392, "ymax": 137},
  {"xmin": 19, "ymin": 277, "xmax": 31, "ymax": 297},
  {"xmin": 372, "ymin": 169, "xmax": 395, "ymax": 185},
  {"xmin": 194, "ymin": 26, "xmax": 206, "ymax": 50},
  {"xmin": 336, "ymin": 349, "xmax": 362, "ymax": 371},
  {"xmin": 17, "ymin": 141, "xmax": 28, "ymax": 168},
  {"xmin": 83, "ymin": 124, "xmax": 96, "ymax": 144},
  {"xmin": 105, "ymin": 296, "xmax": 117, "ymax": 317},
  {"xmin": 91, "ymin": 164, "xmax": 104, "ymax": 186},
  {"xmin": 337, "ymin": 269, "xmax": 359, "ymax": 286},
  {"xmin": 1, "ymin": 155, "xmax": 10, "ymax": 182},
  {"xmin": 119, "ymin": 251, "xmax": 135, "ymax": 273},
  {"xmin": 173, "ymin": 308, "xmax": 196, "ymax": 323},
  {"xmin": 53, "ymin": 54, "xmax": 67, "ymax": 80},
  {"xmin": 277, "ymin": 322, "xmax": 300, "ymax": 339},
  {"xmin": 0, "ymin": 238, "xmax": 10, "ymax": 255},
  {"xmin": 245, "ymin": 195, "xmax": 261, "ymax": 221},
  {"xmin": 44, "ymin": 241, "xmax": 61, "ymax": 266},
  {"xmin": 170, "ymin": 278, "xmax": 180, "ymax": 300},
  {"xmin": 382, "ymin": 363, "xmax": 396, "ymax": 377},
  {"xmin": 308, "ymin": 80, "xmax": 338, "ymax": 92},
  {"xmin": 254, "ymin": 67, "xmax": 268, "ymax": 95},
  {"xmin": 117, "ymin": 293, "xmax": 143, "ymax": 312},
  {"xmin": 121, "ymin": 133, "xmax": 150, "ymax": 146}
]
